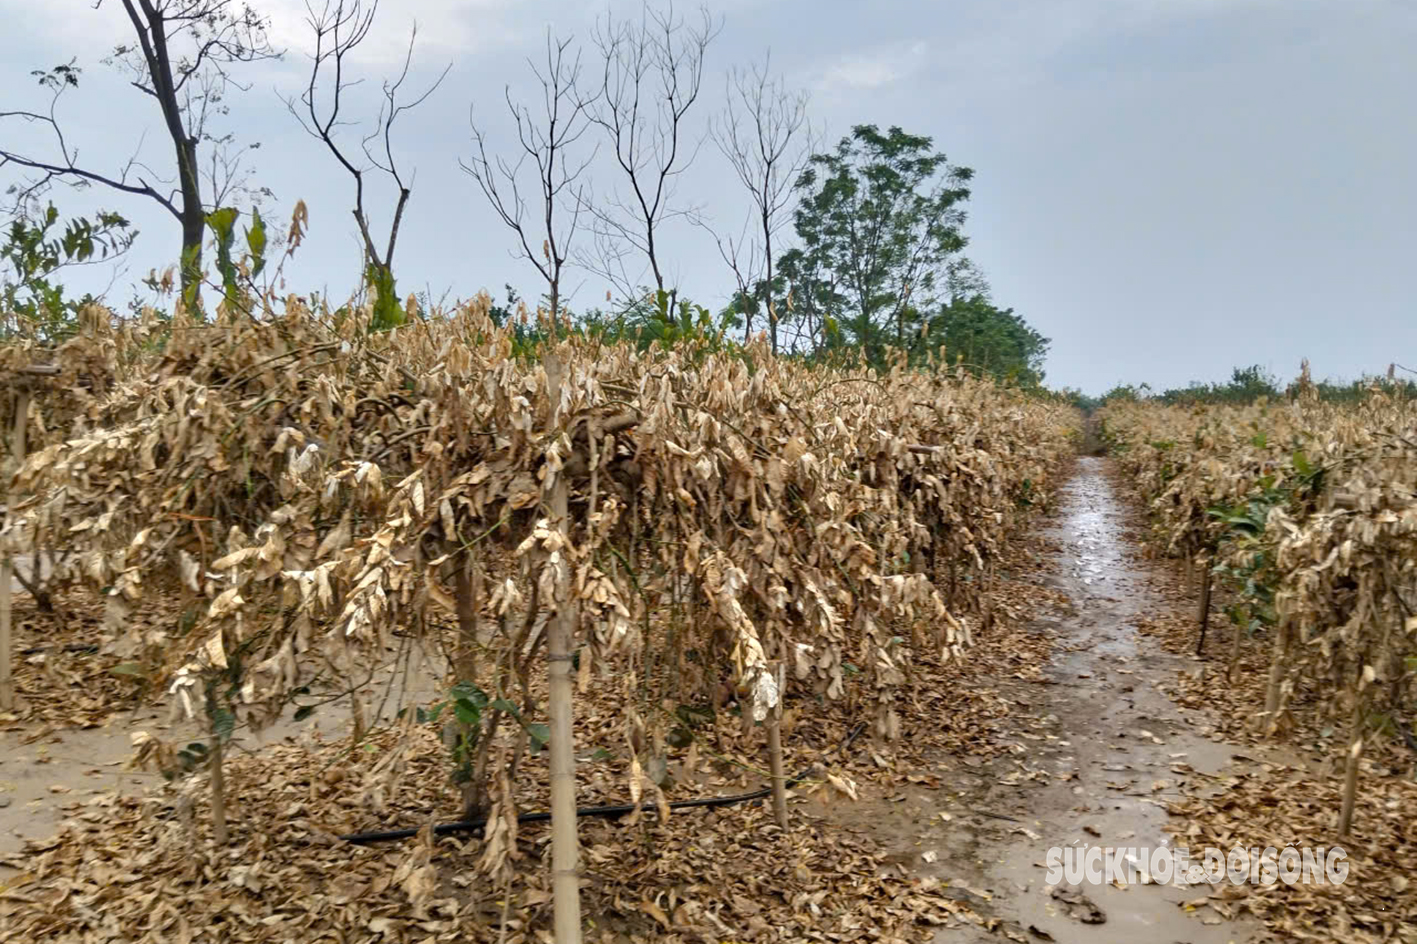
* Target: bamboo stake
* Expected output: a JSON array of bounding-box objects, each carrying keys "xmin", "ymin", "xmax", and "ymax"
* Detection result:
[
  {"xmin": 766, "ymin": 663, "xmax": 788, "ymax": 829},
  {"xmin": 210, "ymin": 730, "xmax": 229, "ymax": 844},
  {"xmin": 544, "ymin": 351, "xmax": 582, "ymax": 944},
  {"xmin": 1195, "ymin": 552, "xmax": 1212, "ymax": 657},
  {"xmin": 1339, "ymin": 690, "xmax": 1364, "ymax": 838},
  {"xmin": 1262, "ymin": 621, "xmax": 1290, "ymax": 733},
  {"xmin": 0, "ymin": 388, "xmax": 29, "ymax": 712},
  {"xmin": 1227, "ymin": 615, "xmax": 1245, "ymax": 682}
]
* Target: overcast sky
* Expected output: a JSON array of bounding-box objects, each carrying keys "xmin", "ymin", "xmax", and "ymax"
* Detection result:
[{"xmin": 2, "ymin": 0, "xmax": 1413, "ymax": 393}]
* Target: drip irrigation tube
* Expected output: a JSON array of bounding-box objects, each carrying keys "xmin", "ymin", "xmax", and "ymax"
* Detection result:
[{"xmin": 339, "ymin": 722, "xmax": 865, "ymax": 845}]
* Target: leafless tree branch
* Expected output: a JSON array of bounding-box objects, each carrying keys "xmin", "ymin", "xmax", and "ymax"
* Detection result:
[
  {"xmin": 286, "ymin": 0, "xmax": 448, "ymax": 274},
  {"xmin": 580, "ymin": 2, "xmax": 721, "ymax": 304},
  {"xmin": 2, "ymin": 1, "xmax": 280, "ymax": 297},
  {"xmin": 710, "ymin": 51, "xmax": 813, "ymax": 351},
  {"xmin": 463, "ymin": 29, "xmax": 598, "ymax": 322}
]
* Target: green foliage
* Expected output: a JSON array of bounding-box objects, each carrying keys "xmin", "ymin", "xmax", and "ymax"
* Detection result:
[
  {"xmin": 1098, "ymin": 382, "xmax": 1151, "ymax": 405},
  {"xmin": 487, "ymin": 284, "xmax": 522, "ymax": 327},
  {"xmin": 201, "ymin": 205, "xmax": 270, "ymax": 316},
  {"xmin": 783, "ymin": 123, "xmax": 974, "ymax": 360},
  {"xmin": 1104, "ymin": 365, "xmax": 1415, "ymax": 410},
  {"xmin": 163, "ymin": 741, "xmax": 212, "ymax": 780},
  {"xmin": 245, "ymin": 208, "xmax": 267, "ymax": 278},
  {"xmin": 1054, "ymin": 388, "xmax": 1102, "ymax": 412},
  {"xmin": 415, "ymin": 680, "xmax": 489, "ymax": 784},
  {"xmin": 1203, "ymin": 447, "xmax": 1325, "ymax": 638},
  {"xmin": 923, "ymin": 293, "xmax": 1050, "ymax": 386},
  {"xmin": 365, "ymin": 261, "xmax": 404, "ymax": 331},
  {"xmin": 1158, "ymin": 365, "xmax": 1281, "ymax": 405},
  {"xmin": 205, "ymin": 207, "xmax": 241, "ymax": 309},
  {"xmin": 407, "ymin": 679, "xmax": 554, "ymax": 787},
  {"xmin": 1, "ymin": 203, "xmax": 135, "ymax": 342},
  {"xmin": 580, "ymin": 289, "xmax": 739, "ymax": 358},
  {"xmin": 1306, "ymin": 374, "xmax": 1417, "ymax": 403}
]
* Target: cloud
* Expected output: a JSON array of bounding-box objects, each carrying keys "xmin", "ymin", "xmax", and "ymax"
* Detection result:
[
  {"xmin": 816, "ymin": 40, "xmax": 928, "ymax": 91},
  {"xmin": 260, "ymin": 0, "xmax": 522, "ymax": 68},
  {"xmin": 0, "ymin": 0, "xmax": 520, "ymax": 69}
]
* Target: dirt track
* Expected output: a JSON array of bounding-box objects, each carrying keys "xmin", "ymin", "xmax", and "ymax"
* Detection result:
[{"xmin": 846, "ymin": 457, "xmax": 1290, "ymax": 943}]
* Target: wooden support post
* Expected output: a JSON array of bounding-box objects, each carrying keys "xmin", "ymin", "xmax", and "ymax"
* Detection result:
[
  {"xmin": 1262, "ymin": 621, "xmax": 1290, "ymax": 733},
  {"xmin": 767, "ymin": 663, "xmax": 789, "ymax": 829},
  {"xmin": 1195, "ymin": 553, "xmax": 1212, "ymax": 657},
  {"xmin": 0, "ymin": 388, "xmax": 29, "ymax": 712},
  {"xmin": 1227, "ymin": 615, "xmax": 1245, "ymax": 682},
  {"xmin": 1339, "ymin": 692, "xmax": 1364, "ymax": 839},
  {"xmin": 544, "ymin": 351, "xmax": 582, "ymax": 944}
]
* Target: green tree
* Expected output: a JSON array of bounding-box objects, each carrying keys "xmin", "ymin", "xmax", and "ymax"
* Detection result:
[
  {"xmin": 780, "ymin": 124, "xmax": 973, "ymax": 361},
  {"xmin": 1157, "ymin": 365, "xmax": 1282, "ymax": 405},
  {"xmin": 927, "ymin": 294, "xmax": 1050, "ymax": 386}
]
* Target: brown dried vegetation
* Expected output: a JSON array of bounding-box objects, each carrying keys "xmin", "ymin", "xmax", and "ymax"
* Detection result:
[
  {"xmin": 1103, "ymin": 373, "xmax": 1417, "ymax": 942},
  {"xmin": 0, "ymin": 297, "xmax": 1078, "ymax": 940}
]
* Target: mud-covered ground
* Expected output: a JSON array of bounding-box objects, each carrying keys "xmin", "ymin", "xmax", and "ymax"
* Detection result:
[{"xmin": 842, "ymin": 456, "xmax": 1293, "ymax": 942}]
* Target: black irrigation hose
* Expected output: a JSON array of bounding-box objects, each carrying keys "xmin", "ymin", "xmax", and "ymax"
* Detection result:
[{"xmin": 339, "ymin": 722, "xmax": 866, "ymax": 846}]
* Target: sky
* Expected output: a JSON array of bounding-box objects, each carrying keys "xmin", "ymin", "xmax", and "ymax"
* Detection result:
[{"xmin": 1, "ymin": 0, "xmax": 1413, "ymax": 394}]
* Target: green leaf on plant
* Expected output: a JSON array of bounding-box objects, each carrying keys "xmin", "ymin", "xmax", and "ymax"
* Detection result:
[
  {"xmin": 450, "ymin": 681, "xmax": 488, "ymax": 708},
  {"xmin": 454, "ymin": 698, "xmax": 481, "ymax": 727},
  {"xmin": 490, "ymin": 698, "xmax": 522, "ymax": 718},
  {"xmin": 211, "ymin": 706, "xmax": 236, "ymax": 743}
]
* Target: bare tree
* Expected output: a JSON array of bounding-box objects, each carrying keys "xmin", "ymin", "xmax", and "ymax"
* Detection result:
[
  {"xmin": 698, "ymin": 213, "xmax": 761, "ymax": 337},
  {"xmin": 0, "ymin": 1, "xmax": 279, "ymax": 300},
  {"xmin": 583, "ymin": 3, "xmax": 720, "ymax": 305},
  {"xmin": 462, "ymin": 31, "xmax": 597, "ymax": 324},
  {"xmin": 286, "ymin": 0, "xmax": 448, "ymax": 325},
  {"xmin": 711, "ymin": 53, "xmax": 812, "ymax": 352}
]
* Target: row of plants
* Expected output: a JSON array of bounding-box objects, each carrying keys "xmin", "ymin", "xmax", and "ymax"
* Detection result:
[
  {"xmin": 1099, "ymin": 364, "xmax": 1417, "ymax": 836},
  {"xmin": 0, "ymin": 261, "xmax": 1078, "ymax": 936}
]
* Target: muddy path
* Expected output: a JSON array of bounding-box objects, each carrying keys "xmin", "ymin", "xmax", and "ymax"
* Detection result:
[{"xmin": 861, "ymin": 457, "xmax": 1287, "ymax": 943}]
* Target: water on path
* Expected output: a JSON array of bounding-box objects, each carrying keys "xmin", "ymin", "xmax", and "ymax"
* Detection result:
[{"xmin": 923, "ymin": 457, "xmax": 1267, "ymax": 943}]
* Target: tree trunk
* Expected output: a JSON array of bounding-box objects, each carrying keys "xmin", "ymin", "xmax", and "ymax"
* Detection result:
[
  {"xmin": 763, "ymin": 212, "xmax": 776, "ymax": 354},
  {"xmin": 167, "ymin": 93, "xmax": 204, "ymax": 305},
  {"xmin": 544, "ymin": 351, "xmax": 582, "ymax": 944},
  {"xmin": 454, "ymin": 558, "xmax": 480, "ymax": 681},
  {"xmin": 180, "ymin": 196, "xmax": 205, "ymax": 305}
]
